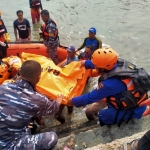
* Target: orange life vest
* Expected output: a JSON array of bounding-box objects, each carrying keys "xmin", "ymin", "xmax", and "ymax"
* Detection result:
[
  {"xmin": 0, "ymin": 19, "xmax": 6, "ymax": 42},
  {"xmin": 99, "ymin": 58, "xmax": 148, "ymax": 110},
  {"xmin": 41, "ymin": 19, "xmax": 58, "ymax": 41},
  {"xmin": 107, "ymin": 78, "xmax": 147, "ymax": 109}
]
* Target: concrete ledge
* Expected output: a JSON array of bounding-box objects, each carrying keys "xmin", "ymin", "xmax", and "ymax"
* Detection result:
[{"xmin": 54, "ymin": 115, "xmax": 150, "ymax": 150}]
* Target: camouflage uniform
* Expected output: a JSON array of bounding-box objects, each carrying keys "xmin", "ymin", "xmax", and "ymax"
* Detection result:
[
  {"xmin": 43, "ymin": 19, "xmax": 60, "ymax": 65},
  {"xmin": 13, "ymin": 131, "xmax": 57, "ymax": 150},
  {"xmin": 0, "ymin": 79, "xmax": 59, "ymax": 150},
  {"xmin": 44, "ymin": 39, "xmax": 60, "ymax": 65}
]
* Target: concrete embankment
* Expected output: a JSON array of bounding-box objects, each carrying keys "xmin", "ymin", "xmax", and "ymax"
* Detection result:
[{"xmin": 53, "ymin": 115, "xmax": 150, "ymax": 150}]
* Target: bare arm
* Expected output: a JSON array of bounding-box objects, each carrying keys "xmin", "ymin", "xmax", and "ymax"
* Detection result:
[
  {"xmin": 28, "ymin": 28, "xmax": 31, "ymax": 40},
  {"xmin": 77, "ymin": 38, "xmax": 87, "ymax": 51},
  {"xmin": 14, "ymin": 28, "xmax": 19, "ymax": 42},
  {"xmin": 40, "ymin": 0, "xmax": 43, "ymax": 10}
]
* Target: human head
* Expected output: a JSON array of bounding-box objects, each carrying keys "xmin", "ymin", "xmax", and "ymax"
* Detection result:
[
  {"xmin": 16, "ymin": 10, "xmax": 23, "ymax": 20},
  {"xmin": 19, "ymin": 60, "xmax": 41, "ymax": 86},
  {"xmin": 89, "ymin": 27, "xmax": 96, "ymax": 39},
  {"xmin": 67, "ymin": 45, "xmax": 76, "ymax": 58},
  {"xmin": 41, "ymin": 10, "xmax": 50, "ymax": 23},
  {"xmin": 84, "ymin": 45, "xmax": 93, "ymax": 56},
  {"xmin": 0, "ymin": 64, "xmax": 8, "ymax": 78},
  {"xmin": 91, "ymin": 48, "xmax": 118, "ymax": 74}
]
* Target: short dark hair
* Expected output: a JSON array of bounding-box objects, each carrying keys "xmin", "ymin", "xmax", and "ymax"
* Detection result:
[
  {"xmin": 16, "ymin": 10, "xmax": 23, "ymax": 15},
  {"xmin": 86, "ymin": 45, "xmax": 94, "ymax": 51},
  {"xmin": 20, "ymin": 60, "xmax": 41, "ymax": 82},
  {"xmin": 41, "ymin": 9, "xmax": 49, "ymax": 16}
]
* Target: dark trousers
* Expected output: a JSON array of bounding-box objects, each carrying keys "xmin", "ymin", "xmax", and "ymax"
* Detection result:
[
  {"xmin": 0, "ymin": 44, "xmax": 7, "ymax": 59},
  {"xmin": 138, "ymin": 130, "xmax": 150, "ymax": 150},
  {"xmin": 54, "ymin": 104, "xmax": 73, "ymax": 120}
]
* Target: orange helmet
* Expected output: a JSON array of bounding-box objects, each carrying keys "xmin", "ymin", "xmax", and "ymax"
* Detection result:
[
  {"xmin": 91, "ymin": 48, "xmax": 118, "ymax": 70},
  {"xmin": 0, "ymin": 64, "xmax": 8, "ymax": 77}
]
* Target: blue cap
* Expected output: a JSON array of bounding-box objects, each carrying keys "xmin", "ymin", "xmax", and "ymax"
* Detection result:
[
  {"xmin": 89, "ymin": 27, "xmax": 96, "ymax": 33},
  {"xmin": 67, "ymin": 45, "xmax": 75, "ymax": 52}
]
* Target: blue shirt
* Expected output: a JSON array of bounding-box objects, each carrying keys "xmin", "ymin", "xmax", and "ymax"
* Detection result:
[
  {"xmin": 62, "ymin": 56, "xmax": 78, "ymax": 67},
  {"xmin": 78, "ymin": 37, "xmax": 102, "ymax": 51},
  {"xmin": 84, "ymin": 60, "xmax": 95, "ymax": 69},
  {"xmin": 72, "ymin": 77, "xmax": 127, "ymax": 107},
  {"xmin": 13, "ymin": 19, "xmax": 30, "ymax": 39}
]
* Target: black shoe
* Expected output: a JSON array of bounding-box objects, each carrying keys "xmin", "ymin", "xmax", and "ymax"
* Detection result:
[
  {"xmin": 30, "ymin": 124, "xmax": 37, "ymax": 135},
  {"xmin": 56, "ymin": 115, "xmax": 65, "ymax": 124}
]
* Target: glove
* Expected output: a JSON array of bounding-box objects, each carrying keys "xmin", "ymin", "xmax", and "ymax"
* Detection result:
[
  {"xmin": 139, "ymin": 98, "xmax": 150, "ymax": 116},
  {"xmin": 0, "ymin": 41, "xmax": 6, "ymax": 47},
  {"xmin": 4, "ymin": 33, "xmax": 11, "ymax": 42}
]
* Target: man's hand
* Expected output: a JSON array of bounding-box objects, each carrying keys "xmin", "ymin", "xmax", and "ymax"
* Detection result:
[
  {"xmin": 8, "ymin": 66, "xmax": 14, "ymax": 73},
  {"xmin": 80, "ymin": 60, "xmax": 86, "ymax": 67},
  {"xmin": 15, "ymin": 38, "xmax": 19, "ymax": 43},
  {"xmin": 28, "ymin": 36, "xmax": 31, "ymax": 41},
  {"xmin": 140, "ymin": 98, "xmax": 150, "ymax": 116},
  {"xmin": 97, "ymin": 83, "xmax": 104, "ymax": 90},
  {"xmin": 28, "ymin": 122, "xmax": 33, "ymax": 129},
  {"xmin": 67, "ymin": 99, "xmax": 73, "ymax": 106},
  {"xmin": 56, "ymin": 94, "xmax": 65, "ymax": 105}
]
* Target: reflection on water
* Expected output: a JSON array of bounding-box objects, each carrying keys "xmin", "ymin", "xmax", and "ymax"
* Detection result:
[{"xmin": 1, "ymin": 0, "xmax": 150, "ymax": 71}]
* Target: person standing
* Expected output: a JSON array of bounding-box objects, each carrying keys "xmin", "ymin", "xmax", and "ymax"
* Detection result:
[
  {"xmin": 0, "ymin": 11, "xmax": 11, "ymax": 58},
  {"xmin": 29, "ymin": 0, "xmax": 43, "ymax": 24},
  {"xmin": 13, "ymin": 10, "xmax": 31, "ymax": 43},
  {"xmin": 40, "ymin": 9, "xmax": 60, "ymax": 64}
]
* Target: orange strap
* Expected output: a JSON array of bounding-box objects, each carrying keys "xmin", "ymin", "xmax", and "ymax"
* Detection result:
[{"xmin": 0, "ymin": 71, "xmax": 11, "ymax": 84}]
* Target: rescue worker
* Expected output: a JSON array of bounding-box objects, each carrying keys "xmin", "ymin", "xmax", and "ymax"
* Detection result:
[
  {"xmin": 67, "ymin": 48, "xmax": 147, "ymax": 126},
  {"xmin": 78, "ymin": 45, "xmax": 93, "ymax": 60},
  {"xmin": 77, "ymin": 27, "xmax": 102, "ymax": 52},
  {"xmin": 40, "ymin": 9, "xmax": 60, "ymax": 64},
  {"xmin": 13, "ymin": 10, "xmax": 31, "ymax": 43},
  {"xmin": 0, "ymin": 11, "xmax": 11, "ymax": 59},
  {"xmin": 29, "ymin": 0, "xmax": 43, "ymax": 24},
  {"xmin": 0, "ymin": 60, "xmax": 64, "ymax": 150}
]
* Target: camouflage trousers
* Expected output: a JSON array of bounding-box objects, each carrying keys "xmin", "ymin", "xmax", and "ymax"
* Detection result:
[
  {"xmin": 13, "ymin": 131, "xmax": 58, "ymax": 150},
  {"xmin": 46, "ymin": 41, "xmax": 60, "ymax": 65}
]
